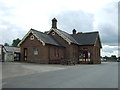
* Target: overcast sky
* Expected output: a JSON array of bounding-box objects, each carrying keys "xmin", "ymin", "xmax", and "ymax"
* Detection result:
[{"xmin": 0, "ymin": 0, "xmax": 119, "ymax": 57}]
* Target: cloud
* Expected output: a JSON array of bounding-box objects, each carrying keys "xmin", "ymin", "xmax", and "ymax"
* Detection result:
[
  {"xmin": 49, "ymin": 10, "xmax": 94, "ymax": 33},
  {"xmin": 0, "ymin": 20, "xmax": 26, "ymax": 44},
  {"xmin": 98, "ymin": 23, "xmax": 118, "ymax": 45},
  {"xmin": 102, "ymin": 45, "xmax": 118, "ymax": 57},
  {"xmin": 118, "ymin": 2, "xmax": 120, "ymax": 46},
  {"xmin": 49, "ymin": 2, "xmax": 118, "ymax": 46},
  {"xmin": 94, "ymin": 2, "xmax": 118, "ymax": 46},
  {"xmin": 0, "ymin": 0, "xmax": 26, "ymax": 45},
  {"xmin": 102, "ymin": 45, "xmax": 118, "ymax": 53}
]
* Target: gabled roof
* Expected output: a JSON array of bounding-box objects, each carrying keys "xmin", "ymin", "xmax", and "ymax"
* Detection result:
[
  {"xmin": 71, "ymin": 32, "xmax": 102, "ymax": 47},
  {"xmin": 18, "ymin": 28, "xmax": 101, "ymax": 48},
  {"xmin": 31, "ymin": 29, "xmax": 65, "ymax": 47},
  {"xmin": 47, "ymin": 28, "xmax": 78, "ymax": 45},
  {"xmin": 18, "ymin": 29, "xmax": 65, "ymax": 47},
  {"xmin": 4, "ymin": 46, "xmax": 20, "ymax": 52}
]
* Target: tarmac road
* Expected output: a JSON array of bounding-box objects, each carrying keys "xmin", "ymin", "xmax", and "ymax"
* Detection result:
[{"xmin": 2, "ymin": 62, "xmax": 118, "ymax": 88}]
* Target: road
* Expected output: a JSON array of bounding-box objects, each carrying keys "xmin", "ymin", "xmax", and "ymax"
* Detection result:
[{"xmin": 2, "ymin": 62, "xmax": 118, "ymax": 88}]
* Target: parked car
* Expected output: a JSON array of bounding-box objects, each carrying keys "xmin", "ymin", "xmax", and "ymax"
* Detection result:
[
  {"xmin": 117, "ymin": 59, "xmax": 120, "ymax": 62},
  {"xmin": 101, "ymin": 58, "xmax": 107, "ymax": 62}
]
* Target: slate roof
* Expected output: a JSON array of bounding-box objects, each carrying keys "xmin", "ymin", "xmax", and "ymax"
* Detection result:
[
  {"xmin": 31, "ymin": 29, "xmax": 100, "ymax": 47},
  {"xmin": 71, "ymin": 32, "xmax": 99, "ymax": 46},
  {"xmin": 54, "ymin": 29, "xmax": 79, "ymax": 45},
  {"xmin": 31, "ymin": 29, "xmax": 65, "ymax": 47},
  {"xmin": 4, "ymin": 46, "xmax": 20, "ymax": 52}
]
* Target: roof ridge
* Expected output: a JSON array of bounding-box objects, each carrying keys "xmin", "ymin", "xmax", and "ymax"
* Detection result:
[
  {"xmin": 30, "ymin": 28, "xmax": 45, "ymax": 34},
  {"xmin": 56, "ymin": 29, "xmax": 79, "ymax": 45},
  {"xmin": 56, "ymin": 29, "xmax": 69, "ymax": 34},
  {"xmin": 77, "ymin": 31, "xmax": 99, "ymax": 34},
  {"xmin": 4, "ymin": 46, "xmax": 19, "ymax": 48}
]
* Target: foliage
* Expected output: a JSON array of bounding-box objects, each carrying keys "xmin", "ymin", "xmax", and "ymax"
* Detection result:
[
  {"xmin": 103, "ymin": 55, "xmax": 117, "ymax": 61},
  {"xmin": 4, "ymin": 43, "xmax": 9, "ymax": 46},
  {"xmin": 12, "ymin": 38, "xmax": 21, "ymax": 47}
]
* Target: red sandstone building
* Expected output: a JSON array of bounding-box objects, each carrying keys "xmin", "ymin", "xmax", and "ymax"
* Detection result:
[{"xmin": 18, "ymin": 18, "xmax": 102, "ymax": 64}]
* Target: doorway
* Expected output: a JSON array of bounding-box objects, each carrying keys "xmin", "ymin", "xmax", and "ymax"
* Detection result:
[
  {"xmin": 24, "ymin": 48, "xmax": 27, "ymax": 61},
  {"xmin": 79, "ymin": 50, "xmax": 91, "ymax": 63}
]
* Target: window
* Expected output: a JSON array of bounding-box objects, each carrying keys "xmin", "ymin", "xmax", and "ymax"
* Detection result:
[
  {"xmin": 34, "ymin": 48, "xmax": 38, "ymax": 55},
  {"xmin": 30, "ymin": 35, "xmax": 34, "ymax": 40},
  {"xmin": 88, "ymin": 52, "xmax": 90, "ymax": 58},
  {"xmin": 52, "ymin": 32, "xmax": 55, "ymax": 35}
]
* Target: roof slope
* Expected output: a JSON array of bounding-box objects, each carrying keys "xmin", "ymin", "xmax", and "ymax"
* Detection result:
[
  {"xmin": 56, "ymin": 29, "xmax": 79, "ymax": 44},
  {"xmin": 19, "ymin": 28, "xmax": 101, "ymax": 47},
  {"xmin": 31, "ymin": 29, "xmax": 65, "ymax": 47},
  {"xmin": 4, "ymin": 46, "xmax": 20, "ymax": 52},
  {"xmin": 48, "ymin": 28, "xmax": 78, "ymax": 45},
  {"xmin": 71, "ymin": 32, "xmax": 99, "ymax": 45}
]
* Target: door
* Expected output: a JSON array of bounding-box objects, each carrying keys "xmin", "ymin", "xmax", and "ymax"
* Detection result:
[
  {"xmin": 24, "ymin": 48, "xmax": 27, "ymax": 61},
  {"xmin": 79, "ymin": 50, "xmax": 91, "ymax": 63},
  {"xmin": 2, "ymin": 52, "xmax": 5, "ymax": 62}
]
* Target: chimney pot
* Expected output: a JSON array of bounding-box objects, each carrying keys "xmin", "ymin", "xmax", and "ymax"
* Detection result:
[
  {"xmin": 52, "ymin": 18, "xmax": 57, "ymax": 29},
  {"xmin": 73, "ymin": 29, "xmax": 76, "ymax": 34}
]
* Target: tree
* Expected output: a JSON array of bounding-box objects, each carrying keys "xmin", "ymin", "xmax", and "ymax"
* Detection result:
[
  {"xmin": 4, "ymin": 43, "xmax": 9, "ymax": 46},
  {"xmin": 111, "ymin": 55, "xmax": 117, "ymax": 60},
  {"xmin": 12, "ymin": 38, "xmax": 21, "ymax": 47}
]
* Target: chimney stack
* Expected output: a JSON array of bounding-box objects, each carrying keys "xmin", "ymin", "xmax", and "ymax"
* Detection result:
[
  {"xmin": 52, "ymin": 18, "xmax": 57, "ymax": 29},
  {"xmin": 72, "ymin": 29, "xmax": 76, "ymax": 34}
]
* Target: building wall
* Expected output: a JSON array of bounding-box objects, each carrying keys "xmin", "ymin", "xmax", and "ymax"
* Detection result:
[
  {"xmin": 79, "ymin": 46, "xmax": 94, "ymax": 63},
  {"xmin": 49, "ymin": 31, "xmax": 78, "ymax": 62},
  {"xmin": 69, "ymin": 44, "xmax": 79, "ymax": 63},
  {"xmin": 78, "ymin": 38, "xmax": 101, "ymax": 64},
  {"xmin": 93, "ymin": 37, "xmax": 101, "ymax": 64},
  {"xmin": 20, "ymin": 32, "xmax": 66, "ymax": 64},
  {"xmin": 48, "ymin": 45, "xmax": 65, "ymax": 64},
  {"xmin": 3, "ymin": 47, "xmax": 7, "ymax": 62},
  {"xmin": 49, "ymin": 31, "xmax": 69, "ymax": 59},
  {"xmin": 20, "ymin": 33, "xmax": 49, "ymax": 64},
  {"xmin": 5, "ymin": 52, "xmax": 14, "ymax": 62}
]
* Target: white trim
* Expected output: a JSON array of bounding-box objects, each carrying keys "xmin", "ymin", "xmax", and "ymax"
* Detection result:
[
  {"xmin": 94, "ymin": 34, "xmax": 98, "ymax": 46},
  {"xmin": 94, "ymin": 34, "xmax": 102, "ymax": 48},
  {"xmin": 30, "ymin": 35, "xmax": 34, "ymax": 40},
  {"xmin": 31, "ymin": 32, "xmax": 45, "ymax": 46},
  {"xmin": 47, "ymin": 28, "xmax": 71, "ymax": 45},
  {"xmin": 18, "ymin": 30, "xmax": 31, "ymax": 46},
  {"xmin": 18, "ymin": 29, "xmax": 45, "ymax": 46}
]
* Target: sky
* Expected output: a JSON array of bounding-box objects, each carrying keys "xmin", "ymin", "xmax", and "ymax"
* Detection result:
[{"xmin": 0, "ymin": 0, "xmax": 119, "ymax": 57}]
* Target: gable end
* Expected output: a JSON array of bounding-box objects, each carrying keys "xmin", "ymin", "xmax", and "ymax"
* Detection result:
[
  {"xmin": 18, "ymin": 29, "xmax": 45, "ymax": 46},
  {"xmin": 47, "ymin": 28, "xmax": 71, "ymax": 45},
  {"xmin": 94, "ymin": 34, "xmax": 102, "ymax": 48}
]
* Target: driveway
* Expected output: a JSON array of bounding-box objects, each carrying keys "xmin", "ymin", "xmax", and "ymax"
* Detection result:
[
  {"xmin": 2, "ymin": 62, "xmax": 68, "ymax": 79},
  {"xmin": 2, "ymin": 62, "xmax": 118, "ymax": 88}
]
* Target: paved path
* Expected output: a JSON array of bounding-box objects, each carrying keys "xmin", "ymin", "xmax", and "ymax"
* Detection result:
[{"xmin": 2, "ymin": 62, "xmax": 118, "ymax": 88}]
